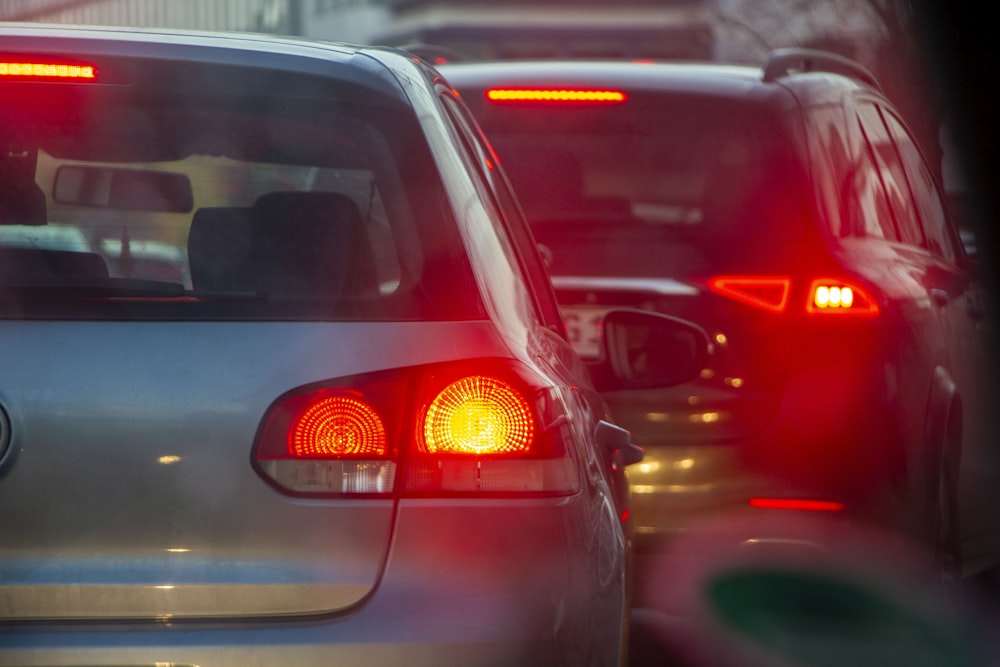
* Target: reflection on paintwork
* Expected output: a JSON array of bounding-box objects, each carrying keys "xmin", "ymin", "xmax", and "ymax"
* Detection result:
[
  {"xmin": 633, "ymin": 482, "xmax": 724, "ymax": 494},
  {"xmin": 714, "ymin": 333, "xmax": 728, "ymax": 346},
  {"xmin": 158, "ymin": 455, "xmax": 182, "ymax": 465}
]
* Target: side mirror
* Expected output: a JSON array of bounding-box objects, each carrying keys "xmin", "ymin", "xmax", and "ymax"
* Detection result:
[{"xmin": 593, "ymin": 308, "xmax": 711, "ymax": 391}]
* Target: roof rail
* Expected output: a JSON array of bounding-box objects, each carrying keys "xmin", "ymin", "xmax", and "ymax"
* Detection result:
[
  {"xmin": 762, "ymin": 48, "xmax": 881, "ymax": 91},
  {"xmin": 399, "ymin": 43, "xmax": 466, "ymax": 65}
]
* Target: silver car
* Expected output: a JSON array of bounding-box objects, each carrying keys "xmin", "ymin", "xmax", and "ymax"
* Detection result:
[{"xmin": 0, "ymin": 23, "xmax": 707, "ymax": 666}]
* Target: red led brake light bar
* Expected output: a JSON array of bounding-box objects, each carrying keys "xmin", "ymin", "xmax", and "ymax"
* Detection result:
[
  {"xmin": 749, "ymin": 498, "xmax": 846, "ymax": 512},
  {"xmin": 0, "ymin": 61, "xmax": 96, "ymax": 80},
  {"xmin": 486, "ymin": 88, "xmax": 627, "ymax": 104}
]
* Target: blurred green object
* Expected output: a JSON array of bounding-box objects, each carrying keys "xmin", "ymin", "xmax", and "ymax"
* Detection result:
[{"xmin": 707, "ymin": 567, "xmax": 987, "ymax": 667}]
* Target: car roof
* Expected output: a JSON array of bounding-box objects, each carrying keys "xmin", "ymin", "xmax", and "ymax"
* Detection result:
[
  {"xmin": 0, "ymin": 22, "xmax": 414, "ymax": 99},
  {"xmin": 440, "ymin": 59, "xmax": 762, "ymax": 92}
]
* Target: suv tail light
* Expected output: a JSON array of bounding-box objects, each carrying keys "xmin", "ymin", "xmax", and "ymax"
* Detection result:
[
  {"xmin": 806, "ymin": 278, "xmax": 879, "ymax": 316},
  {"xmin": 708, "ymin": 275, "xmax": 879, "ymax": 316},
  {"xmin": 253, "ymin": 359, "xmax": 579, "ymax": 498},
  {"xmin": 708, "ymin": 276, "xmax": 791, "ymax": 313}
]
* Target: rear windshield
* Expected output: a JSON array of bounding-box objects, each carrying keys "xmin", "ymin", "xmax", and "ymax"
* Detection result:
[
  {"xmin": 465, "ymin": 91, "xmax": 808, "ymax": 277},
  {"xmin": 0, "ymin": 81, "xmax": 482, "ymax": 321}
]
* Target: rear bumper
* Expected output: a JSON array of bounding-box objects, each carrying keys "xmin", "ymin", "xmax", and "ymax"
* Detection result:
[
  {"xmin": 621, "ymin": 356, "xmax": 908, "ymax": 542},
  {"xmin": 0, "ymin": 498, "xmax": 628, "ymax": 667}
]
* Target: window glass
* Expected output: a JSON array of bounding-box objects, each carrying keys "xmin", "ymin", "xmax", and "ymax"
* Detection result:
[
  {"xmin": 883, "ymin": 109, "xmax": 958, "ymax": 262},
  {"xmin": 1, "ymin": 86, "xmax": 483, "ymax": 321},
  {"xmin": 844, "ymin": 126, "xmax": 896, "ymax": 241},
  {"xmin": 806, "ymin": 105, "xmax": 852, "ymax": 237},
  {"xmin": 463, "ymin": 92, "xmax": 809, "ymax": 278},
  {"xmin": 857, "ymin": 102, "xmax": 924, "ymax": 247}
]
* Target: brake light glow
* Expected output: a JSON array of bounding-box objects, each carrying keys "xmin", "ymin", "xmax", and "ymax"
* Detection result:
[
  {"xmin": 708, "ymin": 276, "xmax": 791, "ymax": 313},
  {"xmin": 486, "ymin": 88, "xmax": 627, "ymax": 104},
  {"xmin": 289, "ymin": 393, "xmax": 387, "ymax": 458},
  {"xmin": 0, "ymin": 61, "xmax": 96, "ymax": 79},
  {"xmin": 807, "ymin": 279, "xmax": 879, "ymax": 316},
  {"xmin": 253, "ymin": 360, "xmax": 578, "ymax": 497},
  {"xmin": 423, "ymin": 376, "xmax": 533, "ymax": 455},
  {"xmin": 749, "ymin": 498, "xmax": 846, "ymax": 512}
]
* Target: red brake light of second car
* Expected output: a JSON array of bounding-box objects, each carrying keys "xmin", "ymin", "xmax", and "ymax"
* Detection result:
[
  {"xmin": 485, "ymin": 88, "xmax": 627, "ymax": 104},
  {"xmin": 708, "ymin": 276, "xmax": 879, "ymax": 316},
  {"xmin": 253, "ymin": 360, "xmax": 579, "ymax": 497},
  {"xmin": 806, "ymin": 278, "xmax": 880, "ymax": 316},
  {"xmin": 0, "ymin": 61, "xmax": 96, "ymax": 79},
  {"xmin": 708, "ymin": 276, "xmax": 791, "ymax": 313}
]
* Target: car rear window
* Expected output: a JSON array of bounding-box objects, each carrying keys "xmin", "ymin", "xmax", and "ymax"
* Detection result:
[
  {"xmin": 0, "ymin": 80, "xmax": 483, "ymax": 321},
  {"xmin": 466, "ymin": 91, "xmax": 809, "ymax": 277}
]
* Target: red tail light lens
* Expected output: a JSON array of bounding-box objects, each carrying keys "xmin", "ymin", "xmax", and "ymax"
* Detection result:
[
  {"xmin": 749, "ymin": 497, "xmax": 846, "ymax": 512},
  {"xmin": 423, "ymin": 376, "xmax": 533, "ymax": 455},
  {"xmin": 708, "ymin": 276, "xmax": 880, "ymax": 316},
  {"xmin": 289, "ymin": 391, "xmax": 388, "ymax": 458},
  {"xmin": 254, "ymin": 360, "xmax": 578, "ymax": 497},
  {"xmin": 486, "ymin": 88, "xmax": 627, "ymax": 104},
  {"xmin": 806, "ymin": 279, "xmax": 879, "ymax": 316},
  {"xmin": 0, "ymin": 61, "xmax": 96, "ymax": 79},
  {"xmin": 708, "ymin": 276, "xmax": 791, "ymax": 313}
]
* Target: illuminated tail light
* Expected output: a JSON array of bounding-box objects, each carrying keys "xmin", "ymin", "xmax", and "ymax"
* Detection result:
[
  {"xmin": 708, "ymin": 276, "xmax": 879, "ymax": 316},
  {"xmin": 708, "ymin": 276, "xmax": 791, "ymax": 313},
  {"xmin": 289, "ymin": 392, "xmax": 388, "ymax": 457},
  {"xmin": 749, "ymin": 497, "xmax": 846, "ymax": 512},
  {"xmin": 423, "ymin": 376, "xmax": 533, "ymax": 455},
  {"xmin": 0, "ymin": 61, "xmax": 96, "ymax": 79},
  {"xmin": 254, "ymin": 360, "xmax": 578, "ymax": 497},
  {"xmin": 806, "ymin": 279, "xmax": 879, "ymax": 316},
  {"xmin": 486, "ymin": 88, "xmax": 627, "ymax": 104}
]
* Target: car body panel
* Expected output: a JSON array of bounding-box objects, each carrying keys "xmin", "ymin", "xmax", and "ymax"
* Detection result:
[{"xmin": 0, "ymin": 25, "xmax": 682, "ymax": 667}]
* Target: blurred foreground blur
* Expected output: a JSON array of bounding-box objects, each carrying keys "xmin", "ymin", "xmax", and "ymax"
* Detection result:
[{"xmin": 630, "ymin": 510, "xmax": 999, "ymax": 667}]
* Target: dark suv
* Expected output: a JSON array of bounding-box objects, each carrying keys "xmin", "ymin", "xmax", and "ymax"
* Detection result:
[{"xmin": 440, "ymin": 49, "xmax": 991, "ymax": 576}]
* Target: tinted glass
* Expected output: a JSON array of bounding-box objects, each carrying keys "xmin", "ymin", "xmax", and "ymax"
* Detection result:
[
  {"xmin": 857, "ymin": 102, "xmax": 924, "ymax": 247},
  {"xmin": 0, "ymin": 85, "xmax": 483, "ymax": 321},
  {"xmin": 465, "ymin": 93, "xmax": 809, "ymax": 277},
  {"xmin": 883, "ymin": 109, "xmax": 958, "ymax": 262}
]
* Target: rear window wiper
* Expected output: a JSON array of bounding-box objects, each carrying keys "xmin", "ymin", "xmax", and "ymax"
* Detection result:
[
  {"xmin": 0, "ymin": 278, "xmax": 186, "ymax": 299},
  {"xmin": 0, "ymin": 281, "xmax": 275, "ymax": 302}
]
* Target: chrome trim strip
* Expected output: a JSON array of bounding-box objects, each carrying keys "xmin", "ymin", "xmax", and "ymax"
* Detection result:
[{"xmin": 551, "ymin": 275, "xmax": 699, "ymax": 296}]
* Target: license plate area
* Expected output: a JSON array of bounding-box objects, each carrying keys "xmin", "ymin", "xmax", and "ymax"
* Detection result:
[{"xmin": 561, "ymin": 305, "xmax": 611, "ymax": 359}]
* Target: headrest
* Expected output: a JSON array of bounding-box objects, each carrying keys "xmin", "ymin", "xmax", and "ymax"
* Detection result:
[
  {"xmin": 250, "ymin": 191, "xmax": 374, "ymax": 299},
  {"xmin": 0, "ymin": 182, "xmax": 47, "ymax": 227},
  {"xmin": 187, "ymin": 207, "xmax": 255, "ymax": 293},
  {"xmin": 187, "ymin": 193, "xmax": 376, "ymax": 299}
]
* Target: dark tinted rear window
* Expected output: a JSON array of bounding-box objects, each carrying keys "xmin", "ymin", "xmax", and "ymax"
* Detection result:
[{"xmin": 464, "ymin": 91, "xmax": 808, "ymax": 277}]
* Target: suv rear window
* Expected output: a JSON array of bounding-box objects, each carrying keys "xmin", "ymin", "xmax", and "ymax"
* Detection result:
[
  {"xmin": 466, "ymin": 92, "xmax": 809, "ymax": 277},
  {"xmin": 0, "ymin": 83, "xmax": 482, "ymax": 321}
]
